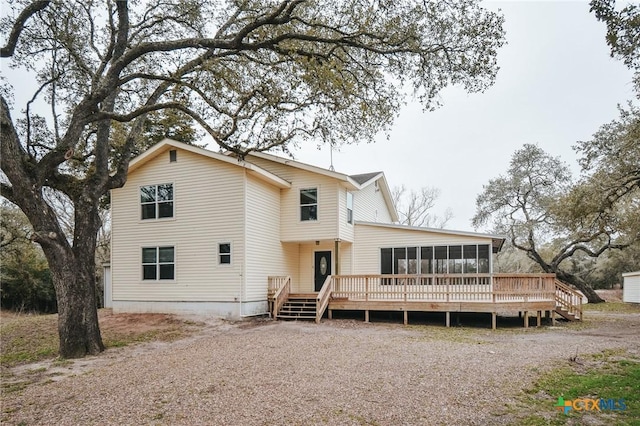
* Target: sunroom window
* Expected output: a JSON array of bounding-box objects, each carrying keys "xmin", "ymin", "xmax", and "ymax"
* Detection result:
[{"xmin": 380, "ymin": 244, "xmax": 491, "ymax": 275}]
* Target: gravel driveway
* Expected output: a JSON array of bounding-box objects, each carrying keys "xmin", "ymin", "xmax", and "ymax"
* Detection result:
[{"xmin": 3, "ymin": 311, "xmax": 639, "ymax": 425}]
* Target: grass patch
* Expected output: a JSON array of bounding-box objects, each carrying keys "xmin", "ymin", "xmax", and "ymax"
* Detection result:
[
  {"xmin": 0, "ymin": 312, "xmax": 59, "ymax": 367},
  {"xmin": 510, "ymin": 349, "xmax": 640, "ymax": 425},
  {"xmin": 0, "ymin": 310, "xmax": 202, "ymax": 368},
  {"xmin": 583, "ymin": 302, "xmax": 640, "ymax": 314}
]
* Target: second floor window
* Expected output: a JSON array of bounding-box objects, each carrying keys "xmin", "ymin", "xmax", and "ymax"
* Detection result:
[
  {"xmin": 300, "ymin": 188, "xmax": 318, "ymax": 221},
  {"xmin": 346, "ymin": 192, "xmax": 354, "ymax": 224},
  {"xmin": 141, "ymin": 183, "xmax": 173, "ymax": 220}
]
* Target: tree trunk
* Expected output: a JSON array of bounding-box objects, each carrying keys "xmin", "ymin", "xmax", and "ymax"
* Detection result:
[
  {"xmin": 41, "ymin": 229, "xmax": 105, "ymax": 358},
  {"xmin": 556, "ymin": 270, "xmax": 605, "ymax": 304}
]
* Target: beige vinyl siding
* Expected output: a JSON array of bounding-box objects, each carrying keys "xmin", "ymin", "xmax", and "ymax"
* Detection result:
[
  {"xmin": 353, "ymin": 223, "xmax": 494, "ymax": 274},
  {"xmin": 297, "ymin": 241, "xmax": 333, "ymax": 292},
  {"xmin": 246, "ymin": 155, "xmax": 344, "ymax": 242},
  {"xmin": 353, "ymin": 179, "xmax": 394, "ymax": 223},
  {"xmin": 111, "ymin": 148, "xmax": 245, "ymax": 302},
  {"xmin": 339, "ymin": 242, "xmax": 353, "ymax": 275},
  {"xmin": 281, "ymin": 173, "xmax": 341, "ymax": 242},
  {"xmin": 337, "ymin": 186, "xmax": 355, "ymax": 242},
  {"xmin": 245, "ymin": 175, "xmax": 299, "ymax": 301}
]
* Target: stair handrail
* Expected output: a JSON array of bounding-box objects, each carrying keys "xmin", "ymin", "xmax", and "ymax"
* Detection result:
[
  {"xmin": 554, "ymin": 279, "xmax": 583, "ymax": 320},
  {"xmin": 316, "ymin": 275, "xmax": 333, "ymax": 324},
  {"xmin": 272, "ymin": 276, "xmax": 291, "ymax": 320}
]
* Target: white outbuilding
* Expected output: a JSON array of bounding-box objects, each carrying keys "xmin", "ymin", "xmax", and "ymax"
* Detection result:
[{"xmin": 623, "ymin": 271, "xmax": 640, "ymax": 303}]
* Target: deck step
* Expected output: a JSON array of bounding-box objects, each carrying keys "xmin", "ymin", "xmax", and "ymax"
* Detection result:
[
  {"xmin": 555, "ymin": 307, "xmax": 579, "ymax": 321},
  {"xmin": 276, "ymin": 295, "xmax": 318, "ymax": 321}
]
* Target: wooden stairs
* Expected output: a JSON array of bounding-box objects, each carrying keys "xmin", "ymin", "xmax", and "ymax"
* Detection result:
[
  {"xmin": 275, "ymin": 294, "xmax": 317, "ymax": 320},
  {"xmin": 554, "ymin": 279, "xmax": 583, "ymax": 321}
]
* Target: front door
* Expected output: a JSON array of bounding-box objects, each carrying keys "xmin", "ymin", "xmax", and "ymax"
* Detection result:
[{"xmin": 314, "ymin": 251, "xmax": 332, "ymax": 292}]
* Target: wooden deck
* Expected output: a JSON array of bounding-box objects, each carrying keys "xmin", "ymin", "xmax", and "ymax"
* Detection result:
[{"xmin": 268, "ymin": 273, "xmax": 583, "ymax": 329}]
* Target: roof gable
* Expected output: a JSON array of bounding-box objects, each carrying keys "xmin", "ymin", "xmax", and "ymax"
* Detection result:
[{"xmin": 127, "ymin": 139, "xmax": 291, "ymax": 189}]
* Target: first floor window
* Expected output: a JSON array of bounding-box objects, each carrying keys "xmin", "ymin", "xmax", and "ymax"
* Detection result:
[
  {"xmin": 300, "ymin": 188, "xmax": 318, "ymax": 221},
  {"xmin": 219, "ymin": 243, "xmax": 231, "ymax": 264},
  {"xmin": 142, "ymin": 246, "xmax": 175, "ymax": 280}
]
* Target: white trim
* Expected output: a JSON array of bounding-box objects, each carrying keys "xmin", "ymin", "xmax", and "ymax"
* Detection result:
[
  {"xmin": 139, "ymin": 181, "xmax": 175, "ymax": 221},
  {"xmin": 218, "ymin": 242, "xmax": 232, "ymax": 266},
  {"xmin": 140, "ymin": 245, "xmax": 177, "ymax": 282},
  {"xmin": 300, "ymin": 187, "xmax": 319, "ymax": 222}
]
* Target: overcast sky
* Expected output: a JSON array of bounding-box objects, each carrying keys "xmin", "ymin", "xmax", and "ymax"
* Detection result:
[
  {"xmin": 2, "ymin": 1, "xmax": 635, "ymax": 232},
  {"xmin": 291, "ymin": 1, "xmax": 636, "ymax": 231}
]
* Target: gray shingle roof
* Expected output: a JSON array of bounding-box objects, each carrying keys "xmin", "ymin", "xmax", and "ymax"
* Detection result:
[{"xmin": 349, "ymin": 172, "xmax": 382, "ymax": 185}]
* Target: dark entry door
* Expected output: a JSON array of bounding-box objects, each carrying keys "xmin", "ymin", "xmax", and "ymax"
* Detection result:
[{"xmin": 314, "ymin": 251, "xmax": 332, "ymax": 291}]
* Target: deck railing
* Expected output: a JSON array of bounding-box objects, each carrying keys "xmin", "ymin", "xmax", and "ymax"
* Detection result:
[
  {"xmin": 268, "ymin": 276, "xmax": 290, "ymax": 298},
  {"xmin": 330, "ymin": 273, "xmax": 556, "ymax": 303},
  {"xmin": 271, "ymin": 276, "xmax": 291, "ymax": 319},
  {"xmin": 554, "ymin": 279, "xmax": 583, "ymax": 319},
  {"xmin": 316, "ymin": 275, "xmax": 333, "ymax": 323},
  {"xmin": 493, "ymin": 273, "xmax": 556, "ymax": 302}
]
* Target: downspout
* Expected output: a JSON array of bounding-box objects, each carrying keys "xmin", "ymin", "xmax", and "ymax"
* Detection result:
[{"xmin": 334, "ymin": 239, "xmax": 340, "ymax": 275}]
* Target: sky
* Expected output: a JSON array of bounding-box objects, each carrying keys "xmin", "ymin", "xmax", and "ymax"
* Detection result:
[
  {"xmin": 289, "ymin": 1, "xmax": 636, "ymax": 231},
  {"xmin": 2, "ymin": 1, "xmax": 635, "ymax": 232}
]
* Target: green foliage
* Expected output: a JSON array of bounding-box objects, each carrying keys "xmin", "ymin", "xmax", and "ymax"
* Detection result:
[
  {"xmin": 591, "ymin": 0, "xmax": 640, "ymax": 92},
  {"xmin": 472, "ymin": 144, "xmax": 572, "ymax": 257},
  {"xmin": 514, "ymin": 350, "xmax": 640, "ymax": 425},
  {"xmin": 471, "ymin": 144, "xmax": 630, "ymax": 302},
  {"xmin": 0, "ymin": 202, "xmax": 56, "ymax": 313}
]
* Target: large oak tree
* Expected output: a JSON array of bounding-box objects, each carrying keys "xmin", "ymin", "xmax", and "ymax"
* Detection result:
[
  {"xmin": 1, "ymin": 0, "xmax": 505, "ymax": 358},
  {"xmin": 472, "ymin": 143, "xmax": 638, "ymax": 303}
]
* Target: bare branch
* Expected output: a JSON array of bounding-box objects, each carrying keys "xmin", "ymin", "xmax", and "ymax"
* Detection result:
[{"xmin": 0, "ymin": 1, "xmax": 51, "ymax": 57}]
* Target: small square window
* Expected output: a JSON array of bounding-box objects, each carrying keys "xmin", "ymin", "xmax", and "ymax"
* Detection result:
[{"xmin": 219, "ymin": 243, "xmax": 231, "ymax": 264}]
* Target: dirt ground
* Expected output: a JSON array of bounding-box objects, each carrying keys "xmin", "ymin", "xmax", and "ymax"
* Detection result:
[{"xmin": 2, "ymin": 297, "xmax": 640, "ymax": 425}]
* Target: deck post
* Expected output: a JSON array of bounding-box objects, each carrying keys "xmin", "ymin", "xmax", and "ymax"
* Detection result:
[
  {"xmin": 403, "ymin": 310, "xmax": 408, "ymax": 325},
  {"xmin": 491, "ymin": 312, "xmax": 497, "ymax": 330},
  {"xmin": 446, "ymin": 312, "xmax": 450, "ymax": 327},
  {"xmin": 537, "ymin": 311, "xmax": 542, "ymax": 327},
  {"xmin": 364, "ymin": 310, "xmax": 369, "ymax": 323},
  {"xmin": 551, "ymin": 310, "xmax": 557, "ymax": 326},
  {"xmin": 523, "ymin": 311, "xmax": 529, "ymax": 328}
]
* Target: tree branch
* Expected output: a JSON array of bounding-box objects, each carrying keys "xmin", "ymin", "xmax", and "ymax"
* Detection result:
[{"xmin": 0, "ymin": 1, "xmax": 51, "ymax": 57}]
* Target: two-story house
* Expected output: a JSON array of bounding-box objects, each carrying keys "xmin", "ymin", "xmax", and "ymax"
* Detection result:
[
  {"xmin": 109, "ymin": 138, "xmax": 511, "ymax": 317},
  {"xmin": 109, "ymin": 139, "xmax": 583, "ymax": 327}
]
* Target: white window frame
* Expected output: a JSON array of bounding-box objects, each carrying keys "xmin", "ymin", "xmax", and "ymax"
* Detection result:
[
  {"xmin": 218, "ymin": 242, "xmax": 231, "ymax": 265},
  {"xmin": 141, "ymin": 246, "xmax": 175, "ymax": 281},
  {"xmin": 346, "ymin": 191, "xmax": 354, "ymax": 224},
  {"xmin": 300, "ymin": 187, "xmax": 318, "ymax": 221},
  {"xmin": 140, "ymin": 183, "xmax": 174, "ymax": 220}
]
